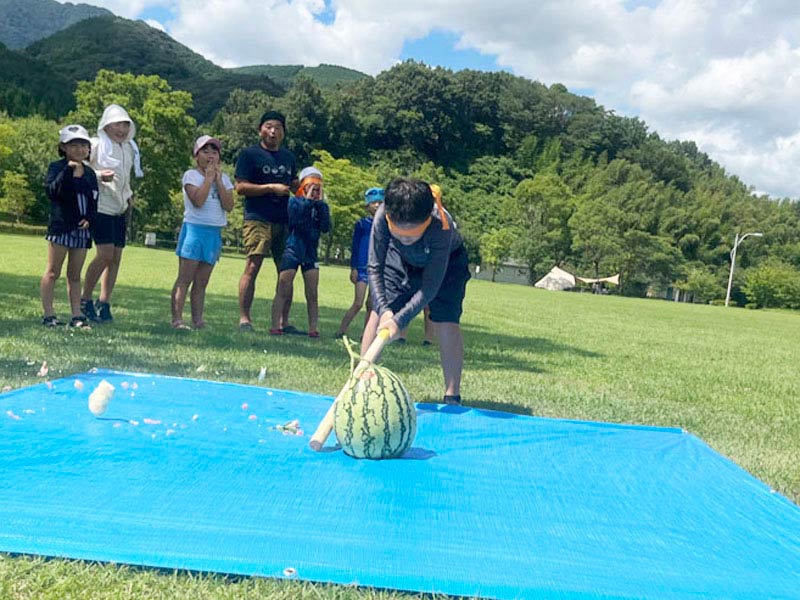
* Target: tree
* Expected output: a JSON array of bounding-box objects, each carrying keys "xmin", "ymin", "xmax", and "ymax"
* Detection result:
[
  {"xmin": 507, "ymin": 172, "xmax": 574, "ymax": 278},
  {"xmin": 675, "ymin": 265, "xmax": 723, "ymax": 304},
  {"xmin": 0, "ymin": 171, "xmax": 36, "ymax": 221},
  {"xmin": 69, "ymin": 70, "xmax": 196, "ymax": 235},
  {"xmin": 0, "ymin": 114, "xmax": 56, "ymax": 222},
  {"xmin": 569, "ymin": 196, "xmax": 625, "ymax": 278},
  {"xmin": 311, "ymin": 150, "xmax": 379, "ymax": 262},
  {"xmin": 277, "ymin": 77, "xmax": 329, "ymax": 165},
  {"xmin": 479, "ymin": 228, "xmax": 515, "ymax": 281},
  {"xmin": 618, "ymin": 230, "xmax": 682, "ymax": 296},
  {"xmin": 211, "ymin": 89, "xmax": 273, "ymax": 164},
  {"xmin": 743, "ymin": 260, "xmax": 800, "ymax": 309}
]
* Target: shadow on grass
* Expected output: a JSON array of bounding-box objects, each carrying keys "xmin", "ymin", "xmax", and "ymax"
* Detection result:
[{"xmin": 0, "ymin": 272, "xmax": 602, "ymax": 382}]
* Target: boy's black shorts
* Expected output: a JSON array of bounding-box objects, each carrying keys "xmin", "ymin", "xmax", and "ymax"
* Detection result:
[
  {"xmin": 383, "ymin": 244, "xmax": 470, "ymax": 324},
  {"xmin": 91, "ymin": 213, "xmax": 127, "ymax": 248}
]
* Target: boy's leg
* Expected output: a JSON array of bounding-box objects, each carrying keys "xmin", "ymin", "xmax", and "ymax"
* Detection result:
[
  {"xmin": 302, "ymin": 268, "xmax": 320, "ymax": 334},
  {"xmin": 270, "ymin": 224, "xmax": 293, "ymax": 330},
  {"xmin": 364, "ymin": 288, "xmax": 373, "ymax": 329},
  {"xmin": 41, "ymin": 242, "xmax": 67, "ymax": 318},
  {"xmin": 428, "ymin": 245, "xmax": 470, "ymax": 401},
  {"xmin": 172, "ymin": 257, "xmax": 200, "ymax": 326},
  {"xmin": 98, "ymin": 246, "xmax": 123, "ymax": 303},
  {"xmin": 65, "ymin": 248, "xmax": 88, "ymax": 318},
  {"xmin": 437, "ymin": 322, "xmax": 463, "ymax": 397},
  {"xmin": 337, "ymin": 280, "xmax": 368, "ymax": 336},
  {"xmin": 97, "ymin": 214, "xmax": 126, "ymax": 306},
  {"xmin": 423, "ymin": 305, "xmax": 436, "ymax": 345},
  {"xmin": 82, "ymin": 243, "xmax": 115, "ymax": 301},
  {"xmin": 271, "ymin": 269, "xmax": 296, "ymax": 332}
]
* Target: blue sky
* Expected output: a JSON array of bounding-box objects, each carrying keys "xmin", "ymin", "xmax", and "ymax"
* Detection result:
[
  {"xmin": 85, "ymin": 0, "xmax": 800, "ymax": 198},
  {"xmin": 139, "ymin": 7, "xmax": 501, "ymax": 75},
  {"xmin": 400, "ymin": 30, "xmax": 501, "ymax": 73}
]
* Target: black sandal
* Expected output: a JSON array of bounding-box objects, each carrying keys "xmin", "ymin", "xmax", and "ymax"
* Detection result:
[
  {"xmin": 69, "ymin": 316, "xmax": 91, "ymax": 329},
  {"xmin": 42, "ymin": 315, "xmax": 63, "ymax": 327}
]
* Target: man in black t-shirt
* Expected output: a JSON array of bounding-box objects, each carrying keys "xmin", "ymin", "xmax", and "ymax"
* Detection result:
[{"xmin": 234, "ymin": 110, "xmax": 299, "ymax": 331}]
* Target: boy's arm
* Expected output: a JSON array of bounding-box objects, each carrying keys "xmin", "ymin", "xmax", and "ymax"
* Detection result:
[{"xmin": 367, "ymin": 215, "xmax": 391, "ymax": 318}]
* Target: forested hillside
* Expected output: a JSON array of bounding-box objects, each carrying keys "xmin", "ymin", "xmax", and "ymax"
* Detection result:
[
  {"xmin": 0, "ymin": 0, "xmax": 110, "ymax": 49},
  {"xmin": 23, "ymin": 16, "xmax": 284, "ymax": 122},
  {"xmin": 232, "ymin": 64, "xmax": 368, "ymax": 89},
  {"xmin": 0, "ymin": 43, "xmax": 74, "ymax": 117},
  {"xmin": 1, "ymin": 14, "xmax": 798, "ymax": 308}
]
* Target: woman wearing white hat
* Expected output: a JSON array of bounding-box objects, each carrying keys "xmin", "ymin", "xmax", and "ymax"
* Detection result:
[{"xmin": 41, "ymin": 124, "xmax": 98, "ymax": 328}]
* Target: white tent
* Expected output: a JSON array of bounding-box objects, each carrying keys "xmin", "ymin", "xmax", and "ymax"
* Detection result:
[
  {"xmin": 534, "ymin": 266, "xmax": 576, "ymax": 291},
  {"xmin": 577, "ymin": 274, "xmax": 620, "ymax": 285}
]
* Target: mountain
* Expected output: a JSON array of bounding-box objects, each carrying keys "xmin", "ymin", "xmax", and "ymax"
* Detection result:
[
  {"xmin": 0, "ymin": 42, "xmax": 74, "ymax": 117},
  {"xmin": 232, "ymin": 63, "xmax": 368, "ymax": 89},
  {"xmin": 23, "ymin": 16, "xmax": 285, "ymax": 122},
  {"xmin": 0, "ymin": 0, "xmax": 111, "ymax": 49}
]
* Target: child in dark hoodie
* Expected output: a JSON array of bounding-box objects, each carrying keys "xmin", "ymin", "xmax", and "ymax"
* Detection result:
[
  {"xmin": 270, "ymin": 167, "xmax": 331, "ymax": 338},
  {"xmin": 41, "ymin": 124, "xmax": 98, "ymax": 328}
]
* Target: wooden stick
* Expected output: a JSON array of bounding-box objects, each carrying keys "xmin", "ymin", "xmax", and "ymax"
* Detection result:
[{"xmin": 309, "ymin": 329, "xmax": 390, "ymax": 451}]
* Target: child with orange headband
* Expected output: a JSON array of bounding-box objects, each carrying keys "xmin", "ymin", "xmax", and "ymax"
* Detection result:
[
  {"xmin": 270, "ymin": 166, "xmax": 330, "ymax": 337},
  {"xmin": 361, "ymin": 178, "xmax": 470, "ymax": 405}
]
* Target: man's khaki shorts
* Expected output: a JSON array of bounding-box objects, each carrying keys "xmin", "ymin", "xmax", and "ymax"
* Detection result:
[{"xmin": 242, "ymin": 220, "xmax": 287, "ymax": 265}]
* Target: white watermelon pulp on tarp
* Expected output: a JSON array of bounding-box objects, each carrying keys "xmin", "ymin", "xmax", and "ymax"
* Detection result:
[{"xmin": 333, "ymin": 340, "xmax": 416, "ymax": 459}]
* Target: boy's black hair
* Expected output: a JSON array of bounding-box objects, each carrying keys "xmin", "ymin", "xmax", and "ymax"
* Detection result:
[{"xmin": 384, "ymin": 178, "xmax": 433, "ymax": 224}]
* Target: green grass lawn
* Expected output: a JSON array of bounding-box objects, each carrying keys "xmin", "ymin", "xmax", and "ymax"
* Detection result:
[{"xmin": 1, "ymin": 232, "xmax": 798, "ymax": 598}]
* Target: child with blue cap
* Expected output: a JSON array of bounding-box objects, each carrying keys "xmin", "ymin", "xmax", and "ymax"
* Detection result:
[{"xmin": 334, "ymin": 187, "xmax": 384, "ymax": 338}]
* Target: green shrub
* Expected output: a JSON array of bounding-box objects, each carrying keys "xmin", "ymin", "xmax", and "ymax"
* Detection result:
[{"xmin": 743, "ymin": 260, "xmax": 800, "ymax": 309}]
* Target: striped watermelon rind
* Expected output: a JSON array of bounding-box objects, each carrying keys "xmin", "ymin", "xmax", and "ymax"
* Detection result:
[{"xmin": 333, "ymin": 339, "xmax": 416, "ymax": 459}]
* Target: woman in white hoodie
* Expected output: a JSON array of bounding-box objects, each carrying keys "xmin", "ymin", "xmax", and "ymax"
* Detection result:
[{"xmin": 81, "ymin": 104, "xmax": 143, "ymax": 322}]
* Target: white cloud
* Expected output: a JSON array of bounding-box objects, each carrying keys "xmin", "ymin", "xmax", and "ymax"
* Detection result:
[
  {"xmin": 61, "ymin": 0, "xmax": 800, "ymax": 198},
  {"xmin": 143, "ymin": 19, "xmax": 166, "ymax": 32}
]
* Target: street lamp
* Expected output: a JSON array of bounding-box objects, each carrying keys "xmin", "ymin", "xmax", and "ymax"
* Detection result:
[{"xmin": 725, "ymin": 231, "xmax": 763, "ymax": 307}]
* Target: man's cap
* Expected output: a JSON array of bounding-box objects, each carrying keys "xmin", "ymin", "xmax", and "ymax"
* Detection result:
[
  {"xmin": 259, "ymin": 110, "xmax": 287, "ymax": 131},
  {"xmin": 193, "ymin": 135, "xmax": 222, "ymax": 156},
  {"xmin": 365, "ymin": 187, "xmax": 384, "ymax": 205},
  {"xmin": 59, "ymin": 124, "xmax": 91, "ymax": 144}
]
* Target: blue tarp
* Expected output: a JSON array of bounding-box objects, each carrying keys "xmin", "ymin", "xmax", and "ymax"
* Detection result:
[{"xmin": 1, "ymin": 369, "xmax": 799, "ymax": 599}]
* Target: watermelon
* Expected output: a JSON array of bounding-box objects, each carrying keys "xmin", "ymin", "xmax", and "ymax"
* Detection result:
[{"xmin": 333, "ymin": 340, "xmax": 416, "ymax": 459}]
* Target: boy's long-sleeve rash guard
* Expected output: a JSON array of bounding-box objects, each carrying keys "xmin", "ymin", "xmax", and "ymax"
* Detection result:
[{"xmin": 368, "ymin": 203, "xmax": 462, "ymax": 330}]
